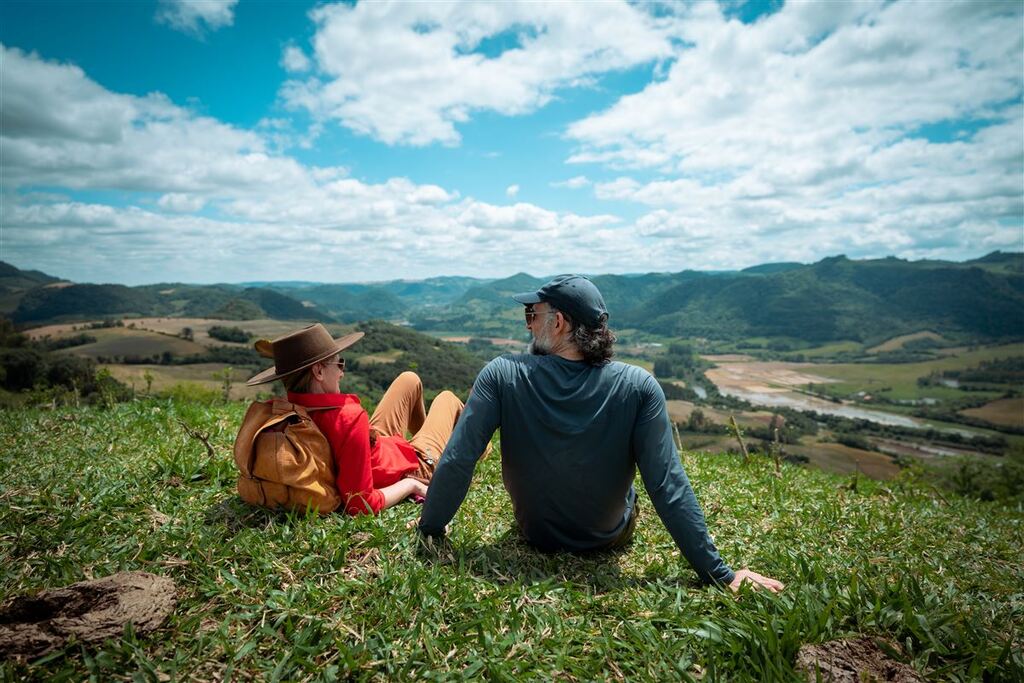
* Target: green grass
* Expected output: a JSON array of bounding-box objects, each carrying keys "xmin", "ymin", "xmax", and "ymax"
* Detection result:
[{"xmin": 1, "ymin": 400, "xmax": 1022, "ymax": 680}]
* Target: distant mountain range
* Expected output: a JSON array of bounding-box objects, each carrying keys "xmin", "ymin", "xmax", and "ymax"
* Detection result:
[{"xmin": 3, "ymin": 251, "xmax": 1021, "ymax": 344}]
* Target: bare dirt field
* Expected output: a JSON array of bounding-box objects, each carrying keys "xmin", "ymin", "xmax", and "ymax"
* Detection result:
[
  {"xmin": 704, "ymin": 362, "xmax": 837, "ymax": 394},
  {"xmin": 960, "ymin": 397, "xmax": 1024, "ymax": 429}
]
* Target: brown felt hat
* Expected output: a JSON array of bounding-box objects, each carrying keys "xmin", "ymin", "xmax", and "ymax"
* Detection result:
[{"xmin": 245, "ymin": 324, "xmax": 363, "ymax": 386}]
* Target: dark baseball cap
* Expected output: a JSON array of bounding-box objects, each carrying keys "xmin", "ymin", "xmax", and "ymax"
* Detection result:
[{"xmin": 512, "ymin": 274, "xmax": 609, "ymax": 327}]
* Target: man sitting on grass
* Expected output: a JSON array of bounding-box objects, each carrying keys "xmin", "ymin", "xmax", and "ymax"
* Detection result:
[{"xmin": 415, "ymin": 275, "xmax": 783, "ymax": 592}]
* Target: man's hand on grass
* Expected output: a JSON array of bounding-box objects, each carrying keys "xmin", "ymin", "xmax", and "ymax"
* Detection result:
[
  {"xmin": 728, "ymin": 568, "xmax": 785, "ymax": 593},
  {"xmin": 406, "ymin": 517, "xmax": 449, "ymax": 536}
]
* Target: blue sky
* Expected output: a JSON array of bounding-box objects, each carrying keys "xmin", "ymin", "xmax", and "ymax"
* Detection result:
[{"xmin": 1, "ymin": 0, "xmax": 1021, "ymax": 285}]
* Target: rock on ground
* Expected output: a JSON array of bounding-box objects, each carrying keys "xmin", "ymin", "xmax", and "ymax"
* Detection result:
[
  {"xmin": 0, "ymin": 571, "xmax": 176, "ymax": 660},
  {"xmin": 795, "ymin": 637, "xmax": 925, "ymax": 682}
]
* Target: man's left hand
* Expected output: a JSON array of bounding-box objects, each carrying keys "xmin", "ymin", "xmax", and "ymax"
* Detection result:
[{"xmin": 729, "ymin": 568, "xmax": 785, "ymax": 593}]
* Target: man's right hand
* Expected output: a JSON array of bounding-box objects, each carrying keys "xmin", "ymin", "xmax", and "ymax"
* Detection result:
[{"xmin": 728, "ymin": 568, "xmax": 785, "ymax": 593}]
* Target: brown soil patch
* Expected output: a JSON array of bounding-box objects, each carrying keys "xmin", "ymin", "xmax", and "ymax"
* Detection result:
[
  {"xmin": 960, "ymin": 397, "xmax": 1024, "ymax": 429},
  {"xmin": 795, "ymin": 637, "xmax": 923, "ymax": 682},
  {"xmin": 705, "ymin": 362, "xmax": 836, "ymax": 394},
  {"xmin": 701, "ymin": 354, "xmax": 755, "ymax": 362},
  {"xmin": 0, "ymin": 571, "xmax": 176, "ymax": 660},
  {"xmin": 665, "ymin": 400, "xmax": 775, "ymax": 428},
  {"xmin": 788, "ymin": 442, "xmax": 901, "ymax": 480}
]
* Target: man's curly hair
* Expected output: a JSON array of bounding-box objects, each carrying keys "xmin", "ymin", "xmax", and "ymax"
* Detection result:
[{"xmin": 556, "ymin": 309, "xmax": 616, "ymax": 366}]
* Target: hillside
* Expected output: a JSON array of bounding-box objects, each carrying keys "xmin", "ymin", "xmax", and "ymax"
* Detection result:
[
  {"xmin": 0, "ymin": 400, "xmax": 1020, "ymax": 679},
  {"xmin": 10, "ymin": 282, "xmax": 335, "ymax": 325},
  {"xmin": 411, "ymin": 254, "xmax": 1024, "ymax": 342},
  {"xmin": 5, "ymin": 253, "xmax": 1023, "ymax": 344},
  {"xmin": 0, "ymin": 261, "xmax": 63, "ymax": 315},
  {"xmin": 625, "ymin": 256, "xmax": 1024, "ymax": 342}
]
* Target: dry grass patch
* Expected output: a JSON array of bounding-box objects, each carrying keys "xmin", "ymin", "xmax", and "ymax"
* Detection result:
[
  {"xmin": 960, "ymin": 397, "xmax": 1024, "ymax": 429},
  {"xmin": 867, "ymin": 331, "xmax": 945, "ymax": 354}
]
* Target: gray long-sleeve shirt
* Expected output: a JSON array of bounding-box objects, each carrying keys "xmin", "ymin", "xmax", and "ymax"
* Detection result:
[{"xmin": 419, "ymin": 354, "xmax": 735, "ymax": 585}]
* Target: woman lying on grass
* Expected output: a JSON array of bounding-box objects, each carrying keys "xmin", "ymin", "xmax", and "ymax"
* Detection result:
[{"xmin": 246, "ymin": 323, "xmax": 464, "ymax": 514}]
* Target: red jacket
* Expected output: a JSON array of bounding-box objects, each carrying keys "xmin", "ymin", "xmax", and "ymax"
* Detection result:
[{"xmin": 287, "ymin": 391, "xmax": 419, "ymax": 515}]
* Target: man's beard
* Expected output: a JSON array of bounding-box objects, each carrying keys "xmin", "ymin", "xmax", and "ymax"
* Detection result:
[{"xmin": 528, "ymin": 317, "xmax": 554, "ymax": 355}]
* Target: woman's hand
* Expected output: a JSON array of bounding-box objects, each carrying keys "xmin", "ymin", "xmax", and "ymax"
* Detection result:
[
  {"xmin": 380, "ymin": 478, "xmax": 428, "ymax": 509},
  {"xmin": 407, "ymin": 478, "xmax": 428, "ymax": 500}
]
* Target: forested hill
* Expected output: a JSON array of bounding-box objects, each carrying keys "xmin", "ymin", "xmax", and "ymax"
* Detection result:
[
  {"xmin": 3, "ymin": 252, "xmax": 1022, "ymax": 343},
  {"xmin": 6, "ymin": 280, "xmax": 336, "ymax": 325},
  {"xmin": 620, "ymin": 254, "xmax": 1024, "ymax": 342},
  {"xmin": 409, "ymin": 253, "xmax": 1024, "ymax": 343}
]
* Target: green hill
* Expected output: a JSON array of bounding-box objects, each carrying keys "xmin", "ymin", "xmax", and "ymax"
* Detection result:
[
  {"xmin": 4, "ymin": 253, "xmax": 1022, "ymax": 343},
  {"xmin": 10, "ymin": 281, "xmax": 335, "ymax": 325},
  {"xmin": 0, "ymin": 400, "xmax": 1020, "ymax": 679},
  {"xmin": 625, "ymin": 256, "xmax": 1024, "ymax": 342},
  {"xmin": 0, "ymin": 261, "xmax": 64, "ymax": 315}
]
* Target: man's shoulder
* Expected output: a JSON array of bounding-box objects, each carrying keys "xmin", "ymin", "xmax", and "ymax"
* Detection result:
[{"xmin": 606, "ymin": 360, "xmax": 656, "ymax": 383}]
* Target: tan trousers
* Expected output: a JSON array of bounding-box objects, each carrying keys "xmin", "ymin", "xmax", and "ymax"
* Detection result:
[{"xmin": 368, "ymin": 371, "xmax": 464, "ymax": 482}]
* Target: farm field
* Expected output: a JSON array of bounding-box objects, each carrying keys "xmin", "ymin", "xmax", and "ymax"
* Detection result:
[
  {"xmin": 49, "ymin": 328, "xmax": 207, "ymax": 359},
  {"xmin": 801, "ymin": 343, "xmax": 1024, "ymax": 402},
  {"xmin": 866, "ymin": 331, "xmax": 947, "ymax": 353},
  {"xmin": 27, "ymin": 318, "xmax": 356, "ymax": 349},
  {"xmin": 961, "ymin": 398, "xmax": 1024, "ymax": 429},
  {"xmin": 703, "ymin": 344, "xmax": 1024, "ymax": 427},
  {"xmin": 101, "ymin": 364, "xmax": 268, "ymax": 401},
  {"xmin": 784, "ymin": 442, "xmax": 901, "ymax": 479}
]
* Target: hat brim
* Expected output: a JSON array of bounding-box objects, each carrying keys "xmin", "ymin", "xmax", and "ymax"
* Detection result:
[
  {"xmin": 512, "ymin": 291, "xmax": 543, "ymax": 305},
  {"xmin": 245, "ymin": 331, "xmax": 364, "ymax": 386}
]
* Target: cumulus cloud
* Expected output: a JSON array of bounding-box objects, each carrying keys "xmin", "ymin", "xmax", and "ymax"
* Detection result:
[
  {"xmin": 281, "ymin": 45, "xmax": 311, "ymax": 73},
  {"xmin": 157, "ymin": 193, "xmax": 206, "ymax": 213},
  {"xmin": 281, "ymin": 1, "xmax": 675, "ymax": 145},
  {"xmin": 0, "ymin": 45, "xmax": 629, "ymax": 283},
  {"xmin": 156, "ymin": 0, "xmax": 238, "ymax": 36},
  {"xmin": 567, "ymin": 0, "xmax": 1023, "ymax": 265},
  {"xmin": 505, "ymin": 184, "xmax": 519, "ymax": 198}
]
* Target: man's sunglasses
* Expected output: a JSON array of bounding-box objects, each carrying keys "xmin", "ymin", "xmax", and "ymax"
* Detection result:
[
  {"xmin": 524, "ymin": 305, "xmax": 549, "ymax": 324},
  {"xmin": 324, "ymin": 358, "xmax": 346, "ymax": 371}
]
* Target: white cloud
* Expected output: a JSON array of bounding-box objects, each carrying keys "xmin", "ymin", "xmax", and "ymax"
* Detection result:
[
  {"xmin": 564, "ymin": 0, "xmax": 1023, "ymax": 266},
  {"xmin": 157, "ymin": 193, "xmax": 206, "ymax": 213},
  {"xmin": 505, "ymin": 184, "xmax": 519, "ymax": 198},
  {"xmin": 551, "ymin": 175, "xmax": 590, "ymax": 189},
  {"xmin": 281, "ymin": 45, "xmax": 311, "ymax": 73},
  {"xmin": 156, "ymin": 0, "xmax": 238, "ymax": 36},
  {"xmin": 1, "ymin": 45, "xmax": 630, "ymax": 283},
  {"xmin": 281, "ymin": 1, "xmax": 675, "ymax": 146}
]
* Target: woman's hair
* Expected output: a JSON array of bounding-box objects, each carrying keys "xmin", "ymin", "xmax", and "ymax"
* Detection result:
[
  {"xmin": 281, "ymin": 365, "xmax": 316, "ymax": 393},
  {"xmin": 558, "ymin": 309, "xmax": 616, "ymax": 366}
]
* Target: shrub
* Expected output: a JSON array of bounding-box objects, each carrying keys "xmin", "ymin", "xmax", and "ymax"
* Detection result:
[
  {"xmin": 208, "ymin": 325, "xmax": 252, "ymax": 343},
  {"xmin": 0, "ymin": 348, "xmax": 47, "ymax": 391}
]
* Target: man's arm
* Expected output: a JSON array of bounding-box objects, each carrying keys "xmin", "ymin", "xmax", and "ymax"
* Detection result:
[
  {"xmin": 417, "ymin": 360, "xmax": 502, "ymax": 536},
  {"xmin": 631, "ymin": 374, "xmax": 736, "ymax": 585}
]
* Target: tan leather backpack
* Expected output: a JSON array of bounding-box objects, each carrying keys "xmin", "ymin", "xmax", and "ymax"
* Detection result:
[{"xmin": 233, "ymin": 399, "xmax": 341, "ymax": 514}]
